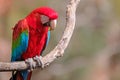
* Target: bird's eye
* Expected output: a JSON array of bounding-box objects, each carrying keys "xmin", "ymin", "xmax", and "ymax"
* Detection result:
[{"xmin": 43, "ymin": 22, "xmax": 50, "ymax": 26}]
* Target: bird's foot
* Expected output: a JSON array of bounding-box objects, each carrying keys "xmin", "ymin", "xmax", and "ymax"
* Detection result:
[
  {"xmin": 25, "ymin": 58, "xmax": 36, "ymax": 72},
  {"xmin": 33, "ymin": 56, "xmax": 44, "ymax": 69}
]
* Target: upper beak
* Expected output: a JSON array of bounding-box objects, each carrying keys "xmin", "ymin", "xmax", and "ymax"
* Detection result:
[{"xmin": 50, "ymin": 20, "xmax": 57, "ymax": 30}]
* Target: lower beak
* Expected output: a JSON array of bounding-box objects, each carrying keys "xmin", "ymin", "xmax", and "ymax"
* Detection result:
[{"xmin": 50, "ymin": 27, "xmax": 54, "ymax": 30}]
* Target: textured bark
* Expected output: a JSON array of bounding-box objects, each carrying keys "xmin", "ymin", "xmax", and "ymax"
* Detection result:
[{"xmin": 0, "ymin": 0, "xmax": 80, "ymax": 71}]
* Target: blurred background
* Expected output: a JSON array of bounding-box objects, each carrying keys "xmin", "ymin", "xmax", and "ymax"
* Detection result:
[{"xmin": 0, "ymin": 0, "xmax": 120, "ymax": 80}]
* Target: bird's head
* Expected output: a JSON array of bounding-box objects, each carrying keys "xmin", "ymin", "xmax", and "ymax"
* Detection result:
[{"xmin": 27, "ymin": 7, "xmax": 58, "ymax": 30}]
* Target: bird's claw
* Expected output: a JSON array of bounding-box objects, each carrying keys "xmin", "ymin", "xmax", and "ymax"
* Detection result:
[
  {"xmin": 33, "ymin": 56, "xmax": 44, "ymax": 69},
  {"xmin": 25, "ymin": 58, "xmax": 36, "ymax": 72},
  {"xmin": 25, "ymin": 56, "xmax": 44, "ymax": 71}
]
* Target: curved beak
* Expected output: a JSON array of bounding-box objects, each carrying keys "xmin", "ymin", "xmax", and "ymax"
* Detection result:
[{"xmin": 50, "ymin": 20, "xmax": 57, "ymax": 30}]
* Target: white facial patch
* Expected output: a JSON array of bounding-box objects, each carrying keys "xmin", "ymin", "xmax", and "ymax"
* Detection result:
[{"xmin": 41, "ymin": 15, "xmax": 49, "ymax": 24}]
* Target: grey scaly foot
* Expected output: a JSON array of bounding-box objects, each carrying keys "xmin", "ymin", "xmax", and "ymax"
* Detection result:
[
  {"xmin": 25, "ymin": 58, "xmax": 36, "ymax": 72},
  {"xmin": 33, "ymin": 56, "xmax": 44, "ymax": 69}
]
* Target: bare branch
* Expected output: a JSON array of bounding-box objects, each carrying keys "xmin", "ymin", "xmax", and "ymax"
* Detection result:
[{"xmin": 0, "ymin": 0, "xmax": 81, "ymax": 71}]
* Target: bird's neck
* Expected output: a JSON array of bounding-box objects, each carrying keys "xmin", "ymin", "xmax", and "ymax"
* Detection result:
[{"xmin": 26, "ymin": 13, "xmax": 40, "ymax": 28}]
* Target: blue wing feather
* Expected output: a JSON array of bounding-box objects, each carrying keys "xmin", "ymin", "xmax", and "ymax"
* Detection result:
[
  {"xmin": 46, "ymin": 31, "xmax": 50, "ymax": 45},
  {"xmin": 11, "ymin": 32, "xmax": 29, "ymax": 61}
]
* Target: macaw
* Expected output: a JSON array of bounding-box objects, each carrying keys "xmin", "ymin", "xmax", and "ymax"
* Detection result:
[{"xmin": 10, "ymin": 7, "xmax": 58, "ymax": 80}]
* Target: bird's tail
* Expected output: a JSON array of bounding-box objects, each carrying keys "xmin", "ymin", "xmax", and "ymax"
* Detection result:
[{"xmin": 10, "ymin": 71, "xmax": 32, "ymax": 80}]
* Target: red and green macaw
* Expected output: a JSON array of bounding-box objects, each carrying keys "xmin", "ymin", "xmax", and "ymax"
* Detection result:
[{"xmin": 10, "ymin": 7, "xmax": 58, "ymax": 80}]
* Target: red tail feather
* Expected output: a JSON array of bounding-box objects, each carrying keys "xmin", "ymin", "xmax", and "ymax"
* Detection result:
[
  {"xmin": 10, "ymin": 71, "xmax": 23, "ymax": 80},
  {"xmin": 10, "ymin": 71, "xmax": 32, "ymax": 80},
  {"xmin": 27, "ymin": 72, "xmax": 32, "ymax": 80}
]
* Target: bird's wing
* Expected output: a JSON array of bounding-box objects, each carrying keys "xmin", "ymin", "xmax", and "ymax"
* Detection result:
[{"xmin": 11, "ymin": 19, "xmax": 29, "ymax": 62}]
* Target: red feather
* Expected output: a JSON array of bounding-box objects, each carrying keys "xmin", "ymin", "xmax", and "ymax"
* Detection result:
[{"xmin": 22, "ymin": 13, "xmax": 49, "ymax": 59}]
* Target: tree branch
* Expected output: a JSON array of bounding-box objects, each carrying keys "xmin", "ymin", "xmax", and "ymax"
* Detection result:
[{"xmin": 0, "ymin": 0, "xmax": 81, "ymax": 71}]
